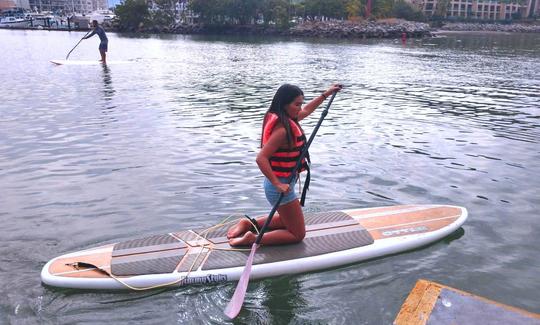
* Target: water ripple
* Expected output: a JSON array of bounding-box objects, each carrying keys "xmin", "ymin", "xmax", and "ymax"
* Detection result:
[{"xmin": 0, "ymin": 30, "xmax": 539, "ymax": 323}]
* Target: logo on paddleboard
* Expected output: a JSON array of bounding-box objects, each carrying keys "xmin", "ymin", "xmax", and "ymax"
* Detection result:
[
  {"xmin": 181, "ymin": 274, "xmax": 227, "ymax": 285},
  {"xmin": 382, "ymin": 226, "xmax": 428, "ymax": 237}
]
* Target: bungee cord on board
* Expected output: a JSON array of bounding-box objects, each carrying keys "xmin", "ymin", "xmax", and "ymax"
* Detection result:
[{"xmin": 74, "ymin": 214, "xmax": 260, "ymax": 291}]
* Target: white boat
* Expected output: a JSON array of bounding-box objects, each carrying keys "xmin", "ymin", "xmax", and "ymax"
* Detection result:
[
  {"xmin": 0, "ymin": 16, "xmax": 32, "ymax": 28},
  {"xmin": 69, "ymin": 14, "xmax": 91, "ymax": 29},
  {"xmin": 88, "ymin": 10, "xmax": 116, "ymax": 24},
  {"xmin": 27, "ymin": 13, "xmax": 65, "ymax": 28}
]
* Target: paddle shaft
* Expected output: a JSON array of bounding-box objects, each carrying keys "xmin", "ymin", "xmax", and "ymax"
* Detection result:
[
  {"xmin": 255, "ymin": 90, "xmax": 338, "ymax": 244},
  {"xmin": 66, "ymin": 31, "xmax": 91, "ymax": 60}
]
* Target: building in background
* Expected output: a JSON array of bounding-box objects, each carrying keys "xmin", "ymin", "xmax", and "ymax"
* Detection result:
[
  {"xmin": 20, "ymin": 0, "xmax": 107, "ymax": 13},
  {"xmin": 526, "ymin": 0, "xmax": 540, "ymax": 17},
  {"xmin": 411, "ymin": 0, "xmax": 539, "ymax": 19},
  {"xmin": 0, "ymin": 0, "xmax": 29, "ymax": 10},
  {"xmin": 3, "ymin": 0, "xmax": 539, "ymax": 20}
]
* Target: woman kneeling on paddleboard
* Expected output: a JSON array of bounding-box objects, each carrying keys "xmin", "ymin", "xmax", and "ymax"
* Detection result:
[{"xmin": 227, "ymin": 83, "xmax": 342, "ymax": 246}]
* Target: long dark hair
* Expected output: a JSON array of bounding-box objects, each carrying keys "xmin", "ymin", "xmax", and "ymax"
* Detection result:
[{"xmin": 261, "ymin": 84, "xmax": 304, "ymax": 148}]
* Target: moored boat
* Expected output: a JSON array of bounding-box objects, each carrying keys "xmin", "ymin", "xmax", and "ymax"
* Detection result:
[{"xmin": 0, "ymin": 16, "xmax": 31, "ymax": 27}]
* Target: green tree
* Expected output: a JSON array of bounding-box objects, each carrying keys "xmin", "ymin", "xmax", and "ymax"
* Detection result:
[
  {"xmin": 151, "ymin": 0, "xmax": 177, "ymax": 27},
  {"xmin": 345, "ymin": 0, "xmax": 364, "ymax": 19},
  {"xmin": 261, "ymin": 0, "xmax": 291, "ymax": 26},
  {"xmin": 189, "ymin": 0, "xmax": 224, "ymax": 24},
  {"xmin": 371, "ymin": 0, "xmax": 395, "ymax": 18},
  {"xmin": 190, "ymin": 0, "xmax": 262, "ymax": 25},
  {"xmin": 304, "ymin": 0, "xmax": 347, "ymax": 19},
  {"xmin": 115, "ymin": 0, "xmax": 150, "ymax": 31},
  {"xmin": 392, "ymin": 0, "xmax": 425, "ymax": 21},
  {"xmin": 231, "ymin": 0, "xmax": 260, "ymax": 24}
]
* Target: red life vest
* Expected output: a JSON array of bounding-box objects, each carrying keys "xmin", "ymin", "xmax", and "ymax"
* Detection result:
[{"xmin": 262, "ymin": 113, "xmax": 309, "ymax": 178}]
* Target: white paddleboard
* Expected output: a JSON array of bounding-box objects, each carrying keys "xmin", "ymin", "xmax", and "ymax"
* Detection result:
[
  {"xmin": 41, "ymin": 205, "xmax": 467, "ymax": 290},
  {"xmin": 50, "ymin": 59, "xmax": 130, "ymax": 65}
]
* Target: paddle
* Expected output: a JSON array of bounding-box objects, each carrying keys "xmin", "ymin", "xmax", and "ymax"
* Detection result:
[
  {"xmin": 224, "ymin": 88, "xmax": 340, "ymax": 319},
  {"xmin": 66, "ymin": 31, "xmax": 91, "ymax": 60}
]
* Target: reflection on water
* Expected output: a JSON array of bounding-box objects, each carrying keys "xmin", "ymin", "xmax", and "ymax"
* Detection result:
[
  {"xmin": 259, "ymin": 278, "xmax": 306, "ymax": 323},
  {"xmin": 101, "ymin": 64, "xmax": 115, "ymax": 101},
  {"xmin": 0, "ymin": 29, "xmax": 539, "ymax": 323},
  {"xmin": 443, "ymin": 227, "xmax": 466, "ymax": 244},
  {"xmin": 430, "ymin": 31, "xmax": 540, "ymax": 55}
]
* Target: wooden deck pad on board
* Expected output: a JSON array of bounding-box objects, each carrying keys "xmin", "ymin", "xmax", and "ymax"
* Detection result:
[
  {"xmin": 193, "ymin": 211, "xmax": 359, "ymax": 244},
  {"xmin": 357, "ymin": 206, "xmax": 461, "ymax": 240},
  {"xmin": 108, "ymin": 211, "xmax": 367, "ymax": 276},
  {"xmin": 356, "ymin": 206, "xmax": 461, "ymax": 230},
  {"xmin": 394, "ymin": 279, "xmax": 540, "ymax": 325},
  {"xmin": 203, "ymin": 227, "xmax": 373, "ymax": 270},
  {"xmin": 110, "ymin": 231, "xmax": 206, "ymax": 276}
]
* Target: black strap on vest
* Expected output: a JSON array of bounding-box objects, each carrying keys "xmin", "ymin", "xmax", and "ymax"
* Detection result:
[
  {"xmin": 300, "ymin": 164, "xmax": 310, "ymax": 206},
  {"xmin": 299, "ymin": 146, "xmax": 311, "ymax": 206},
  {"xmin": 293, "ymin": 122, "xmax": 311, "ymax": 206}
]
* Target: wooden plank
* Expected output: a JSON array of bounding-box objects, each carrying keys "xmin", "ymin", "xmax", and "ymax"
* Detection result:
[
  {"xmin": 414, "ymin": 282, "xmax": 441, "ymax": 325},
  {"xmin": 394, "ymin": 279, "xmax": 431, "ymax": 324},
  {"xmin": 394, "ymin": 280, "xmax": 443, "ymax": 325},
  {"xmin": 433, "ymin": 281, "xmax": 540, "ymax": 321},
  {"xmin": 394, "ymin": 279, "xmax": 540, "ymax": 324}
]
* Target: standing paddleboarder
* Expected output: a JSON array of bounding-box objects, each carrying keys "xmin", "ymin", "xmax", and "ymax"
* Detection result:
[
  {"xmin": 84, "ymin": 20, "xmax": 108, "ymax": 64},
  {"xmin": 227, "ymin": 83, "xmax": 342, "ymax": 246}
]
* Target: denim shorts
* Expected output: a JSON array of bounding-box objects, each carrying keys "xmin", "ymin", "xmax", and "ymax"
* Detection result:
[{"xmin": 264, "ymin": 176, "xmax": 297, "ymax": 207}]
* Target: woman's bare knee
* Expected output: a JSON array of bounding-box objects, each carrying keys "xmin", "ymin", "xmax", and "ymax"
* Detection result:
[{"xmin": 293, "ymin": 229, "xmax": 305, "ymax": 242}]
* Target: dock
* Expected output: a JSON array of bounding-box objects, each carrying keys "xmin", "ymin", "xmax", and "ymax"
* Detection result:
[{"xmin": 394, "ymin": 279, "xmax": 540, "ymax": 325}]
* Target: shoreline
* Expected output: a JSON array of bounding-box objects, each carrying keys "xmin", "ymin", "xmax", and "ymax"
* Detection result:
[
  {"xmin": 2, "ymin": 20, "xmax": 539, "ymax": 37},
  {"xmin": 143, "ymin": 20, "xmax": 433, "ymax": 39},
  {"xmin": 433, "ymin": 30, "xmax": 519, "ymax": 35},
  {"xmin": 0, "ymin": 26, "xmax": 89, "ymax": 32},
  {"xmin": 436, "ymin": 22, "xmax": 540, "ymax": 33},
  {"xmin": 0, "ymin": 19, "xmax": 432, "ymax": 38}
]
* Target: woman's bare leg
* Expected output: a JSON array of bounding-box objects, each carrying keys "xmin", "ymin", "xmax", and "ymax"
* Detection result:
[
  {"xmin": 226, "ymin": 213, "xmax": 286, "ymax": 239},
  {"xmin": 228, "ymin": 200, "xmax": 305, "ymax": 246}
]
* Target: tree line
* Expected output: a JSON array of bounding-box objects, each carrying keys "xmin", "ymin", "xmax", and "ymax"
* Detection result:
[{"xmin": 115, "ymin": 0, "xmax": 425, "ymax": 31}]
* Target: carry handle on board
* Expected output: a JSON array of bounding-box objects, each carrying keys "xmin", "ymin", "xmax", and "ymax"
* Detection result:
[{"xmin": 224, "ymin": 88, "xmax": 341, "ymax": 319}]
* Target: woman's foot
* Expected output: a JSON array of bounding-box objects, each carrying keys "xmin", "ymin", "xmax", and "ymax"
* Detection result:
[
  {"xmin": 226, "ymin": 218, "xmax": 253, "ymax": 239},
  {"xmin": 228, "ymin": 231, "xmax": 257, "ymax": 247}
]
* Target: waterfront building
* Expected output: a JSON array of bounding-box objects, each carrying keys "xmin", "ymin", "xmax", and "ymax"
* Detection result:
[
  {"xmin": 526, "ymin": 0, "xmax": 540, "ymax": 16},
  {"xmin": 411, "ymin": 0, "xmax": 539, "ymax": 19},
  {"xmin": 23, "ymin": 0, "xmax": 107, "ymax": 13},
  {"xmin": 0, "ymin": 0, "xmax": 29, "ymax": 10}
]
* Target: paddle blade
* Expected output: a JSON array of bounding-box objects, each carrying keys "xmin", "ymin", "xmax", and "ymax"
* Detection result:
[{"xmin": 224, "ymin": 243, "xmax": 258, "ymax": 319}]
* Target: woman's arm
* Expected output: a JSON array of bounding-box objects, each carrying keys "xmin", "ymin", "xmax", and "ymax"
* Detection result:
[
  {"xmin": 298, "ymin": 84, "xmax": 342, "ymax": 121},
  {"xmin": 256, "ymin": 126, "xmax": 290, "ymax": 193}
]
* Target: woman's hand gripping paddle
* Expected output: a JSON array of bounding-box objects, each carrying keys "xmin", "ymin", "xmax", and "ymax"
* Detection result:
[{"xmin": 224, "ymin": 89, "xmax": 340, "ymax": 319}]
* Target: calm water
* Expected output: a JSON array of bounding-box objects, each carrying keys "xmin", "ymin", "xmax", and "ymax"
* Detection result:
[{"xmin": 1, "ymin": 29, "xmax": 539, "ymax": 324}]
